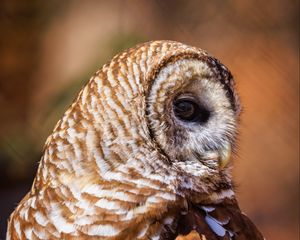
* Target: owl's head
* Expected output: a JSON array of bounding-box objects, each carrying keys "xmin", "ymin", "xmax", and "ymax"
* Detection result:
[{"xmin": 41, "ymin": 41, "xmax": 241, "ymax": 199}]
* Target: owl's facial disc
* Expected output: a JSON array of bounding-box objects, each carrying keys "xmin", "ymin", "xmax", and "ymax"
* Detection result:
[{"xmin": 147, "ymin": 59, "xmax": 238, "ymax": 176}]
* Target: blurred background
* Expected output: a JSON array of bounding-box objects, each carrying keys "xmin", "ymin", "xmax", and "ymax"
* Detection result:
[{"xmin": 0, "ymin": 0, "xmax": 298, "ymax": 239}]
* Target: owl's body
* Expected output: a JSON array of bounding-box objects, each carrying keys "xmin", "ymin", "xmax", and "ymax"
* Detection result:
[{"xmin": 7, "ymin": 41, "xmax": 263, "ymax": 239}]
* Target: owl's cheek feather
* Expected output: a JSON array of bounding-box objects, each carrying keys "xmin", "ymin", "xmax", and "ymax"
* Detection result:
[{"xmin": 183, "ymin": 142, "xmax": 232, "ymax": 175}]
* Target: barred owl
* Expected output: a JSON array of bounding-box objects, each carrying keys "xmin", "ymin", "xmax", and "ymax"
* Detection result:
[{"xmin": 7, "ymin": 41, "xmax": 264, "ymax": 240}]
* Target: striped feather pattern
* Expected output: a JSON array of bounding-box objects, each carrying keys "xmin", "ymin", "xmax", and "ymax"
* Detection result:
[{"xmin": 7, "ymin": 41, "xmax": 262, "ymax": 240}]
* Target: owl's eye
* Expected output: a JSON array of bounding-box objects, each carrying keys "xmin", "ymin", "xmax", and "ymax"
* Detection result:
[{"xmin": 173, "ymin": 98, "xmax": 210, "ymax": 123}]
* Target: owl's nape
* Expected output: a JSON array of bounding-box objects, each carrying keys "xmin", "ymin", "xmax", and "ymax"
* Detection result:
[{"xmin": 7, "ymin": 41, "xmax": 263, "ymax": 240}]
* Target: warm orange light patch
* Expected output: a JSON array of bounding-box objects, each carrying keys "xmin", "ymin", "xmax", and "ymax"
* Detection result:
[{"xmin": 175, "ymin": 230, "xmax": 206, "ymax": 240}]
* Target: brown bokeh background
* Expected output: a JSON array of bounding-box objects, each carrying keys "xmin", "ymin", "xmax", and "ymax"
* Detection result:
[{"xmin": 0, "ymin": 1, "xmax": 299, "ymax": 239}]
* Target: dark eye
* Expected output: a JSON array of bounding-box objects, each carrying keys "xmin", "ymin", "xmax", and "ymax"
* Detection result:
[{"xmin": 173, "ymin": 98, "xmax": 210, "ymax": 123}]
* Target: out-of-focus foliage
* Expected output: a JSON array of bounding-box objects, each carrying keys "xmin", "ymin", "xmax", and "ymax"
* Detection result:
[
  {"xmin": 0, "ymin": 0, "xmax": 298, "ymax": 239},
  {"xmin": 0, "ymin": 0, "xmax": 69, "ymax": 182}
]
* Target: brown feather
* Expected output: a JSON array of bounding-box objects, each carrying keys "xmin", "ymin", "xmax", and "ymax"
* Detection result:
[{"xmin": 174, "ymin": 198, "xmax": 264, "ymax": 240}]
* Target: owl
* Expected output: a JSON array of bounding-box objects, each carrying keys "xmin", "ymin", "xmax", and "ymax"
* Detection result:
[{"xmin": 7, "ymin": 41, "xmax": 264, "ymax": 240}]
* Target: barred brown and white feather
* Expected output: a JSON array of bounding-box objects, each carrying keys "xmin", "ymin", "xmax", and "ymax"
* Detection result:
[{"xmin": 7, "ymin": 41, "xmax": 263, "ymax": 240}]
